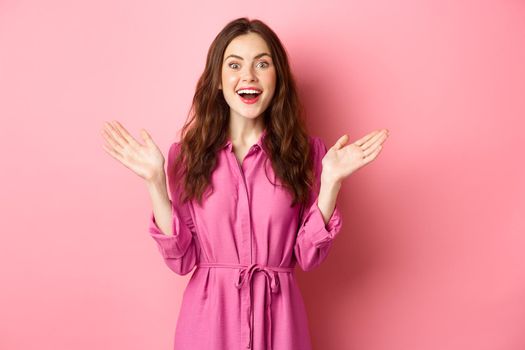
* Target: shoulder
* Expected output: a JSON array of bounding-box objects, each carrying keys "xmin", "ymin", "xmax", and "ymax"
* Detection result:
[
  {"xmin": 308, "ymin": 134, "xmax": 327, "ymax": 146},
  {"xmin": 166, "ymin": 141, "xmax": 184, "ymax": 165},
  {"xmin": 308, "ymin": 135, "xmax": 328, "ymax": 158},
  {"xmin": 166, "ymin": 141, "xmax": 184, "ymax": 176},
  {"xmin": 168, "ymin": 141, "xmax": 182, "ymax": 156}
]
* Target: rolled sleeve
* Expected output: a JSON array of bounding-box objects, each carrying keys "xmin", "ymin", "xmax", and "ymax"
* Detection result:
[
  {"xmin": 294, "ymin": 136, "xmax": 343, "ymax": 272},
  {"xmin": 300, "ymin": 196, "xmax": 343, "ymax": 249},
  {"xmin": 148, "ymin": 141, "xmax": 198, "ymax": 275},
  {"xmin": 149, "ymin": 202, "xmax": 194, "ymax": 259}
]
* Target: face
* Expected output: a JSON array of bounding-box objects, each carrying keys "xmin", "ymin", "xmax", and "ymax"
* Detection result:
[{"xmin": 219, "ymin": 32, "xmax": 277, "ymax": 121}]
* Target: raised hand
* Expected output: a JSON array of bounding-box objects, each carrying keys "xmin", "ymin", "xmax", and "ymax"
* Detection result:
[
  {"xmin": 321, "ymin": 129, "xmax": 389, "ymax": 184},
  {"xmin": 101, "ymin": 120, "xmax": 165, "ymax": 182}
]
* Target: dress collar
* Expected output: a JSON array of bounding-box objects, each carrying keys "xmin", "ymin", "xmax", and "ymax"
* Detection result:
[{"xmin": 223, "ymin": 128, "xmax": 267, "ymax": 154}]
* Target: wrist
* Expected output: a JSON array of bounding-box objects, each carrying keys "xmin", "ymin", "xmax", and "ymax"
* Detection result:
[
  {"xmin": 320, "ymin": 178, "xmax": 341, "ymax": 198},
  {"xmin": 146, "ymin": 171, "xmax": 167, "ymax": 190},
  {"xmin": 321, "ymin": 174, "xmax": 342, "ymax": 189}
]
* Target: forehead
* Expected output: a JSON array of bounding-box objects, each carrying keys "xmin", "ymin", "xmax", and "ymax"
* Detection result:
[{"xmin": 223, "ymin": 32, "xmax": 271, "ymax": 58}]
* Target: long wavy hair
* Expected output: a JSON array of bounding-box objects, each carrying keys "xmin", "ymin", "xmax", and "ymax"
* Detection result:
[{"xmin": 174, "ymin": 17, "xmax": 315, "ymax": 208}]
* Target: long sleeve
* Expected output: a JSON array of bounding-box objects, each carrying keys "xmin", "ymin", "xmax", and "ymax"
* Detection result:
[
  {"xmin": 148, "ymin": 142, "xmax": 198, "ymax": 276},
  {"xmin": 294, "ymin": 136, "xmax": 343, "ymax": 272}
]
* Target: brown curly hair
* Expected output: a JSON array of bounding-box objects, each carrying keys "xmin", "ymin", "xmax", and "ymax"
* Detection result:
[{"xmin": 173, "ymin": 17, "xmax": 315, "ymax": 208}]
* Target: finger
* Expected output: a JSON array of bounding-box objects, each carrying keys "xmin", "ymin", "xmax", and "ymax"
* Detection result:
[
  {"xmin": 102, "ymin": 142, "xmax": 136, "ymax": 173},
  {"xmin": 363, "ymin": 144, "xmax": 382, "ymax": 162},
  {"xmin": 353, "ymin": 130, "xmax": 381, "ymax": 147},
  {"xmin": 102, "ymin": 139, "xmax": 137, "ymax": 172},
  {"xmin": 102, "ymin": 128, "xmax": 124, "ymax": 152},
  {"xmin": 361, "ymin": 129, "xmax": 388, "ymax": 151},
  {"xmin": 110, "ymin": 120, "xmax": 131, "ymax": 145},
  {"xmin": 102, "ymin": 139, "xmax": 124, "ymax": 161},
  {"xmin": 104, "ymin": 121, "xmax": 128, "ymax": 148},
  {"xmin": 140, "ymin": 128, "xmax": 154, "ymax": 146},
  {"xmin": 113, "ymin": 120, "xmax": 141, "ymax": 148},
  {"xmin": 333, "ymin": 134, "xmax": 349, "ymax": 150}
]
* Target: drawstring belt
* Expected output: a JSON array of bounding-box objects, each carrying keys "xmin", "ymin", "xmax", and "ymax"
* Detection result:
[{"xmin": 197, "ymin": 262, "xmax": 295, "ymax": 349}]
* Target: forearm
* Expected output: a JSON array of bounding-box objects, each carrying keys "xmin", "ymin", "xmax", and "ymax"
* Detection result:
[
  {"xmin": 146, "ymin": 173, "xmax": 173, "ymax": 236},
  {"xmin": 317, "ymin": 177, "xmax": 342, "ymax": 226}
]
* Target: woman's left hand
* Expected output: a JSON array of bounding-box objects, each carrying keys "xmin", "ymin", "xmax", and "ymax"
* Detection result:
[{"xmin": 321, "ymin": 128, "xmax": 390, "ymax": 184}]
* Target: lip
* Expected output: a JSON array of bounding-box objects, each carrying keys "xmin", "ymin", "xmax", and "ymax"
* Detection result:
[
  {"xmin": 236, "ymin": 86, "xmax": 262, "ymax": 105},
  {"xmin": 238, "ymin": 93, "xmax": 260, "ymax": 104},
  {"xmin": 236, "ymin": 86, "xmax": 262, "ymax": 93}
]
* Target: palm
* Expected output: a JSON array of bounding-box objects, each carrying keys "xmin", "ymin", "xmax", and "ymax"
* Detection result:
[
  {"xmin": 322, "ymin": 129, "xmax": 389, "ymax": 183},
  {"xmin": 101, "ymin": 120, "xmax": 165, "ymax": 181}
]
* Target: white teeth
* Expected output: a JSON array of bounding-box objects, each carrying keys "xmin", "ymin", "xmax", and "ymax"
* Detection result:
[{"xmin": 237, "ymin": 89, "xmax": 261, "ymax": 94}]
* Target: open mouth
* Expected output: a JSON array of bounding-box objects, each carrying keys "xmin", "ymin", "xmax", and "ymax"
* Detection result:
[{"xmin": 236, "ymin": 89, "xmax": 262, "ymax": 104}]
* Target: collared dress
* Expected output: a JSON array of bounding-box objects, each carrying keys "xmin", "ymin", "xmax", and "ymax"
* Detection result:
[{"xmin": 149, "ymin": 129, "xmax": 343, "ymax": 350}]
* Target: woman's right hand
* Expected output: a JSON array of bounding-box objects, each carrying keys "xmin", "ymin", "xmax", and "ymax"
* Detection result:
[{"xmin": 101, "ymin": 120, "xmax": 165, "ymax": 182}]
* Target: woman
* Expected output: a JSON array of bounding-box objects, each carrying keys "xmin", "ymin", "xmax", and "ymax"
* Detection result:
[{"xmin": 102, "ymin": 17, "xmax": 388, "ymax": 350}]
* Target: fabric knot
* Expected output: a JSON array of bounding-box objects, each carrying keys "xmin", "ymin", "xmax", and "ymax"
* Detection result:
[
  {"xmin": 197, "ymin": 262, "xmax": 294, "ymax": 350},
  {"xmin": 234, "ymin": 263, "xmax": 280, "ymax": 293},
  {"xmin": 233, "ymin": 263, "xmax": 289, "ymax": 349}
]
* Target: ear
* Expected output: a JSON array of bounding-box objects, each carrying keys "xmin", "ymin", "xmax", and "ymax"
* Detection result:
[{"xmin": 218, "ymin": 83, "xmax": 222, "ymax": 90}]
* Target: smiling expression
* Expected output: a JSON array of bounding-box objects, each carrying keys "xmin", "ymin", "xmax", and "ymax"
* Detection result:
[{"xmin": 219, "ymin": 32, "xmax": 277, "ymax": 121}]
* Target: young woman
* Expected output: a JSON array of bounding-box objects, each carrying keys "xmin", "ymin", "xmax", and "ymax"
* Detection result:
[{"xmin": 102, "ymin": 17, "xmax": 388, "ymax": 350}]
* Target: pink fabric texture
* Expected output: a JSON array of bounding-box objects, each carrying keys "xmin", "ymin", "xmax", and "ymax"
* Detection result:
[{"xmin": 149, "ymin": 129, "xmax": 343, "ymax": 350}]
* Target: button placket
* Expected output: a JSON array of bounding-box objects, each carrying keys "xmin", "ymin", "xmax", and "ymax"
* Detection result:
[{"xmin": 227, "ymin": 139, "xmax": 265, "ymax": 349}]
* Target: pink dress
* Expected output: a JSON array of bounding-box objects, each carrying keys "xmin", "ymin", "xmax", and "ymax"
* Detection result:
[{"xmin": 149, "ymin": 129, "xmax": 343, "ymax": 350}]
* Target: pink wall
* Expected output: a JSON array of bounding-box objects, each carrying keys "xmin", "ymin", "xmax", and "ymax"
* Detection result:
[{"xmin": 1, "ymin": 0, "xmax": 524, "ymax": 349}]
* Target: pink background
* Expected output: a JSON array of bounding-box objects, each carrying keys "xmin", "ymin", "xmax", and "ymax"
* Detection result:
[{"xmin": 1, "ymin": 0, "xmax": 524, "ymax": 349}]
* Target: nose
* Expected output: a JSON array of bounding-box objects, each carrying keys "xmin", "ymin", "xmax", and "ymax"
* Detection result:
[{"xmin": 241, "ymin": 65, "xmax": 257, "ymax": 82}]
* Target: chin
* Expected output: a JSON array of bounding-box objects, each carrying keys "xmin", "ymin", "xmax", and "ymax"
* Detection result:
[
  {"xmin": 240, "ymin": 112, "xmax": 264, "ymax": 119},
  {"xmin": 235, "ymin": 106, "xmax": 268, "ymax": 119}
]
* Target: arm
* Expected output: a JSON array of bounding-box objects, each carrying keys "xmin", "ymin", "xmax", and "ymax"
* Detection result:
[
  {"xmin": 294, "ymin": 137, "xmax": 343, "ymax": 272},
  {"xmin": 148, "ymin": 142, "xmax": 198, "ymax": 276},
  {"xmin": 317, "ymin": 178, "xmax": 342, "ymax": 226},
  {"xmin": 146, "ymin": 173, "xmax": 173, "ymax": 236},
  {"xmin": 100, "ymin": 121, "xmax": 198, "ymax": 275},
  {"xmin": 294, "ymin": 129, "xmax": 390, "ymax": 271}
]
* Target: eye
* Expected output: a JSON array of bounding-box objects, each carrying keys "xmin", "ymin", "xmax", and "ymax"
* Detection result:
[
  {"xmin": 257, "ymin": 61, "xmax": 269, "ymax": 68},
  {"xmin": 228, "ymin": 62, "xmax": 240, "ymax": 69}
]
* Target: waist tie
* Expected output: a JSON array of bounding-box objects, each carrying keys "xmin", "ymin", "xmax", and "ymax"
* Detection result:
[{"xmin": 197, "ymin": 262, "xmax": 295, "ymax": 349}]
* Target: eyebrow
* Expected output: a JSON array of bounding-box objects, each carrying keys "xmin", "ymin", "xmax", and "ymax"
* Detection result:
[{"xmin": 224, "ymin": 52, "xmax": 272, "ymax": 62}]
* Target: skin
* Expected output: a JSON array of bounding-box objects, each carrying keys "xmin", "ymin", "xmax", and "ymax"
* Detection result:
[
  {"xmin": 219, "ymin": 32, "xmax": 276, "ymax": 164},
  {"xmin": 100, "ymin": 33, "xmax": 390, "ymax": 234}
]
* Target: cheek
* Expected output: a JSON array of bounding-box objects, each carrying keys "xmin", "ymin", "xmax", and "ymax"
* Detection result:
[
  {"xmin": 265, "ymin": 70, "xmax": 277, "ymax": 88},
  {"xmin": 222, "ymin": 71, "xmax": 237, "ymax": 84},
  {"xmin": 227, "ymin": 75, "xmax": 238, "ymax": 85}
]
